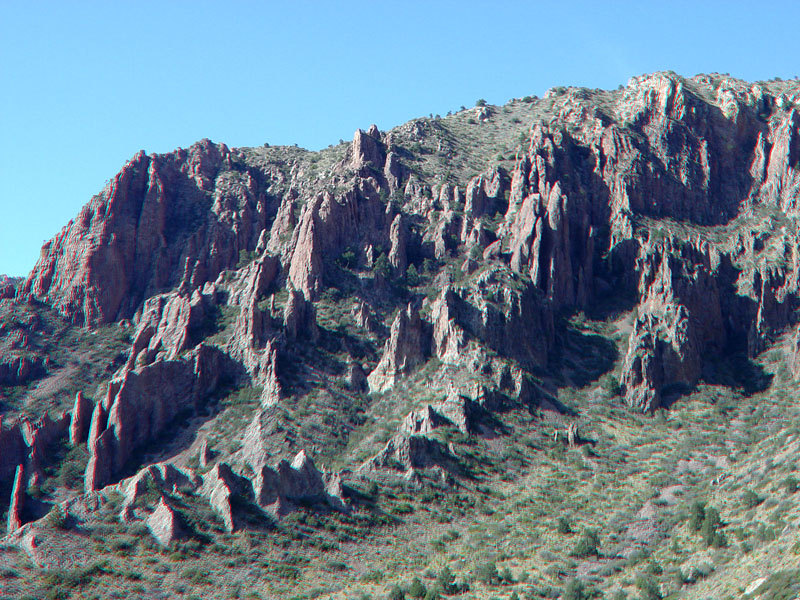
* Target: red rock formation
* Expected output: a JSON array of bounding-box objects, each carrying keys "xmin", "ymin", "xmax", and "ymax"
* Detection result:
[
  {"xmin": 146, "ymin": 497, "xmax": 185, "ymax": 546},
  {"xmin": 84, "ymin": 344, "xmax": 223, "ymax": 490},
  {"xmin": 69, "ymin": 391, "xmax": 93, "ymax": 446},
  {"xmin": 367, "ymin": 304, "xmax": 429, "ymax": 393},
  {"xmin": 20, "ymin": 140, "xmax": 269, "ymax": 326},
  {"xmin": 6, "ymin": 464, "xmax": 25, "ymax": 533}
]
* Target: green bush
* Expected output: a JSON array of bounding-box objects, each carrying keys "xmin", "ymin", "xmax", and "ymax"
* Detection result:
[
  {"xmin": 387, "ymin": 584, "xmax": 405, "ymax": 600},
  {"xmin": 570, "ymin": 529, "xmax": 600, "ymax": 558},
  {"xmin": 783, "ymin": 476, "xmax": 799, "ymax": 494},
  {"xmin": 557, "ymin": 517, "xmax": 573, "ymax": 534},
  {"xmin": 47, "ymin": 505, "xmax": 68, "ymax": 530},
  {"xmin": 406, "ymin": 264, "xmax": 420, "ymax": 287},
  {"xmin": 688, "ymin": 500, "xmax": 705, "ymax": 531},
  {"xmin": 742, "ymin": 489, "xmax": 763, "ymax": 509},
  {"xmin": 337, "ymin": 248, "xmax": 356, "ymax": 269},
  {"xmin": 422, "ymin": 588, "xmax": 441, "ymax": 600},
  {"xmin": 700, "ymin": 506, "xmax": 726, "ymax": 548},
  {"xmin": 635, "ymin": 573, "xmax": 662, "ymax": 600},
  {"xmin": 436, "ymin": 567, "xmax": 457, "ymax": 594},
  {"xmin": 473, "ymin": 561, "xmax": 499, "ymax": 585},
  {"xmin": 563, "ymin": 579, "xmax": 588, "ymax": 600},
  {"xmin": 373, "ymin": 253, "xmax": 391, "ymax": 279},
  {"xmin": 407, "ymin": 577, "xmax": 426, "ymax": 599}
]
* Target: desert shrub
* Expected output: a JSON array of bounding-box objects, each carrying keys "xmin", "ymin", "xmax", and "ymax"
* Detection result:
[
  {"xmin": 475, "ymin": 99, "xmax": 487, "ymax": 107},
  {"xmin": 783, "ymin": 476, "xmax": 798, "ymax": 494},
  {"xmin": 387, "ymin": 584, "xmax": 405, "ymax": 600},
  {"xmin": 392, "ymin": 502, "xmax": 413, "ymax": 515},
  {"xmin": 742, "ymin": 489, "xmax": 763, "ymax": 509},
  {"xmin": 436, "ymin": 567, "xmax": 457, "ymax": 594},
  {"xmin": 57, "ymin": 445, "xmax": 89, "ymax": 489},
  {"xmin": 407, "ymin": 577, "xmax": 426, "ymax": 598},
  {"xmin": 47, "ymin": 504, "xmax": 68, "ymax": 530},
  {"xmin": 562, "ymin": 579, "xmax": 588, "ymax": 600},
  {"xmin": 422, "ymin": 588, "xmax": 441, "ymax": 600},
  {"xmin": 557, "ymin": 516, "xmax": 573, "ymax": 534},
  {"xmin": 752, "ymin": 570, "xmax": 800, "ymax": 600},
  {"xmin": 570, "ymin": 529, "xmax": 600, "ymax": 558},
  {"xmin": 635, "ymin": 573, "xmax": 662, "ymax": 600},
  {"xmin": 473, "ymin": 561, "xmax": 499, "ymax": 585}
]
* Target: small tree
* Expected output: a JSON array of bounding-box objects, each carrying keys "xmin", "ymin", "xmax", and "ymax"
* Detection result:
[
  {"xmin": 406, "ymin": 263, "xmax": 420, "ymax": 287},
  {"xmin": 475, "ymin": 99, "xmax": 487, "ymax": 107},
  {"xmin": 701, "ymin": 506, "xmax": 726, "ymax": 548},
  {"xmin": 373, "ymin": 253, "xmax": 391, "ymax": 279},
  {"xmin": 688, "ymin": 500, "xmax": 705, "ymax": 531}
]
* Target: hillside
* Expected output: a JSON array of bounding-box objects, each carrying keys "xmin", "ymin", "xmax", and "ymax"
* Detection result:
[{"xmin": 2, "ymin": 72, "xmax": 800, "ymax": 600}]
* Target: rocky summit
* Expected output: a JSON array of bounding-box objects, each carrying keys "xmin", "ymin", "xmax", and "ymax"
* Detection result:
[{"xmin": 3, "ymin": 72, "xmax": 800, "ymax": 599}]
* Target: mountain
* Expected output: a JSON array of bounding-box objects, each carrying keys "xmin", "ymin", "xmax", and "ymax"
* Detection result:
[{"xmin": 2, "ymin": 72, "xmax": 800, "ymax": 599}]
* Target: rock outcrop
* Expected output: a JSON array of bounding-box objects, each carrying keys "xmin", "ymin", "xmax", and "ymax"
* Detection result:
[
  {"xmin": 85, "ymin": 344, "xmax": 223, "ymax": 490},
  {"xmin": 250, "ymin": 450, "xmax": 344, "ymax": 516},
  {"xmin": 200, "ymin": 462, "xmax": 242, "ymax": 532},
  {"xmin": 620, "ymin": 236, "xmax": 726, "ymax": 411},
  {"xmin": 367, "ymin": 304, "xmax": 429, "ymax": 393},
  {"xmin": 146, "ymin": 498, "xmax": 184, "ymax": 546},
  {"xmin": 7, "ymin": 464, "xmax": 26, "ymax": 533},
  {"xmin": 21, "ymin": 140, "xmax": 271, "ymax": 326},
  {"xmin": 69, "ymin": 391, "xmax": 93, "ymax": 446},
  {"xmin": 362, "ymin": 434, "xmax": 455, "ymax": 475}
]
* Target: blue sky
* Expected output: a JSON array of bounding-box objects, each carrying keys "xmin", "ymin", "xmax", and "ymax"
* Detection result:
[{"xmin": 1, "ymin": 1, "xmax": 798, "ymax": 276}]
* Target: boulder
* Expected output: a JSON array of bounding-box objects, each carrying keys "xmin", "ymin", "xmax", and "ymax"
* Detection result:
[{"xmin": 146, "ymin": 498, "xmax": 184, "ymax": 546}]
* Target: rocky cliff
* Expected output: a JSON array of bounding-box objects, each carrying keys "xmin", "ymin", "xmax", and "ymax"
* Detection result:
[{"xmin": 5, "ymin": 72, "xmax": 800, "ymax": 558}]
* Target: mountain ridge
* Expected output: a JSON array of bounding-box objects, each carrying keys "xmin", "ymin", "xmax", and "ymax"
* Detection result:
[{"xmin": 2, "ymin": 71, "xmax": 800, "ymax": 599}]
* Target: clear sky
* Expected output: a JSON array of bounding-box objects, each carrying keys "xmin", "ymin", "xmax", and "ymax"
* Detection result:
[{"xmin": 1, "ymin": 1, "xmax": 798, "ymax": 276}]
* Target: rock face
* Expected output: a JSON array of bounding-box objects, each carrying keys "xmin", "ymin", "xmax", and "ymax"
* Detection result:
[
  {"xmin": 200, "ymin": 462, "xmax": 242, "ymax": 532},
  {"xmin": 85, "ymin": 344, "xmax": 223, "ymax": 490},
  {"xmin": 283, "ymin": 288, "xmax": 318, "ymax": 343},
  {"xmin": 367, "ymin": 304, "xmax": 429, "ymax": 393},
  {"xmin": 146, "ymin": 498, "xmax": 184, "ymax": 546},
  {"xmin": 250, "ymin": 450, "xmax": 344, "ymax": 516},
  {"xmin": 362, "ymin": 434, "xmax": 455, "ymax": 474},
  {"xmin": 621, "ymin": 236, "xmax": 726, "ymax": 411},
  {"xmin": 8, "ymin": 73, "xmax": 800, "ymax": 546},
  {"xmin": 21, "ymin": 140, "xmax": 272, "ymax": 326},
  {"xmin": 402, "ymin": 389, "xmax": 480, "ymax": 435},
  {"xmin": 125, "ymin": 289, "xmax": 213, "ymax": 370},
  {"xmin": 430, "ymin": 277, "xmax": 554, "ymax": 370},
  {"xmin": 69, "ymin": 391, "xmax": 93, "ymax": 446},
  {"xmin": 7, "ymin": 464, "xmax": 26, "ymax": 533}
]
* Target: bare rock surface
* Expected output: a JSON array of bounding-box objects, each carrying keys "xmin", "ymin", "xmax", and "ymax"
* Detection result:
[
  {"xmin": 367, "ymin": 304, "xmax": 428, "ymax": 393},
  {"xmin": 146, "ymin": 497, "xmax": 184, "ymax": 546}
]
